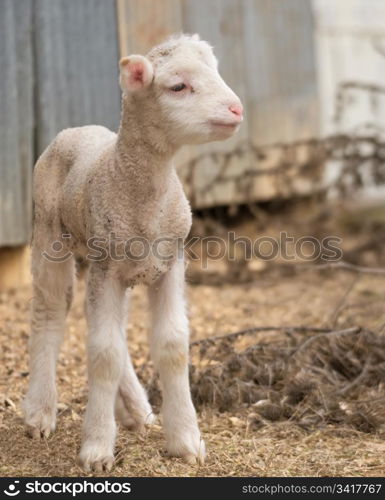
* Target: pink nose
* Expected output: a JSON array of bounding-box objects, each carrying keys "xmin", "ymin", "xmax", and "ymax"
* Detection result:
[{"xmin": 229, "ymin": 103, "xmax": 243, "ymax": 118}]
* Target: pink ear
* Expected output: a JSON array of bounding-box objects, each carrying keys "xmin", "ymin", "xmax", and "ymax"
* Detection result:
[{"xmin": 119, "ymin": 55, "xmax": 154, "ymax": 92}]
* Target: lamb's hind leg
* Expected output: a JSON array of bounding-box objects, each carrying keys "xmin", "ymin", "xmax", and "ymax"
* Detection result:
[
  {"xmin": 115, "ymin": 355, "xmax": 155, "ymax": 432},
  {"xmin": 114, "ymin": 290, "xmax": 154, "ymax": 432},
  {"xmin": 24, "ymin": 245, "xmax": 74, "ymax": 438}
]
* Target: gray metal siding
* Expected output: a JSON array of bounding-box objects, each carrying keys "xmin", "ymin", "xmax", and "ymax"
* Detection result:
[
  {"xmin": 0, "ymin": 0, "xmax": 122, "ymax": 246},
  {"xmin": 0, "ymin": 0, "xmax": 34, "ymax": 246},
  {"xmin": 34, "ymin": 0, "xmax": 121, "ymax": 153}
]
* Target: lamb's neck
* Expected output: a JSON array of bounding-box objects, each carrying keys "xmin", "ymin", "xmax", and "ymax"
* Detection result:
[{"xmin": 115, "ymin": 95, "xmax": 177, "ymax": 190}]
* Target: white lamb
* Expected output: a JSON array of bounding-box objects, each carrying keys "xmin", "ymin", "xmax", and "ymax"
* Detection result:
[{"xmin": 23, "ymin": 34, "xmax": 243, "ymax": 471}]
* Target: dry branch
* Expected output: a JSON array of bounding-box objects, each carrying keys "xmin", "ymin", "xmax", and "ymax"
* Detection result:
[
  {"xmin": 190, "ymin": 325, "xmax": 360, "ymax": 347},
  {"xmin": 301, "ymin": 261, "xmax": 385, "ymax": 275}
]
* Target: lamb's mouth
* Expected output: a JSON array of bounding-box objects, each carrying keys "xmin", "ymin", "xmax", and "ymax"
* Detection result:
[{"xmin": 209, "ymin": 121, "xmax": 240, "ymax": 129}]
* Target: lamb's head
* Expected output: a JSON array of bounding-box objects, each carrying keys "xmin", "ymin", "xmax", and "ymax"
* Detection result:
[{"xmin": 119, "ymin": 34, "xmax": 243, "ymax": 146}]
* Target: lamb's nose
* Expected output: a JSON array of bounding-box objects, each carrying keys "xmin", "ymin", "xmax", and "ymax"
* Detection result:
[{"xmin": 229, "ymin": 103, "xmax": 243, "ymax": 118}]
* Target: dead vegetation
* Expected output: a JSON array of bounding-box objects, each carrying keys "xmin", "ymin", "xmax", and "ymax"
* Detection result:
[
  {"xmin": 140, "ymin": 315, "xmax": 385, "ymax": 434},
  {"xmin": 1, "ymin": 197, "xmax": 385, "ymax": 476},
  {"xmin": 191, "ymin": 326, "xmax": 385, "ymax": 433},
  {"xmin": 3, "ymin": 259, "xmax": 385, "ymax": 476}
]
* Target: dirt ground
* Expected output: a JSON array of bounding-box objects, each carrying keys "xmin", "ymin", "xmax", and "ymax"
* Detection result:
[{"xmin": 1, "ymin": 262, "xmax": 385, "ymax": 477}]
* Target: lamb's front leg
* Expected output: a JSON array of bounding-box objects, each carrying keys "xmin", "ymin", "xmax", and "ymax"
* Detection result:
[
  {"xmin": 148, "ymin": 258, "xmax": 205, "ymax": 464},
  {"xmin": 78, "ymin": 264, "xmax": 126, "ymax": 472}
]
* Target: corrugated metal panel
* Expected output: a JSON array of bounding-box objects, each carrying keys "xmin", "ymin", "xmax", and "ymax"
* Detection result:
[
  {"xmin": 0, "ymin": 0, "xmax": 34, "ymax": 246},
  {"xmin": 117, "ymin": 0, "xmax": 319, "ymax": 207},
  {"xmin": 34, "ymin": 0, "xmax": 121, "ymax": 153}
]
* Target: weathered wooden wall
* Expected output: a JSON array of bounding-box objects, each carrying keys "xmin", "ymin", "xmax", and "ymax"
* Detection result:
[
  {"xmin": 0, "ymin": 0, "xmax": 319, "ymax": 248},
  {"xmin": 0, "ymin": 0, "xmax": 34, "ymax": 246}
]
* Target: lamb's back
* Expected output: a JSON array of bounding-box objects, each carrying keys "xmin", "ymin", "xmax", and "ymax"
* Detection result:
[{"xmin": 33, "ymin": 125, "xmax": 116, "ymax": 215}]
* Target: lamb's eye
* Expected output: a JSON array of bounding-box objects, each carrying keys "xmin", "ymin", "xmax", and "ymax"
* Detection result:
[{"xmin": 170, "ymin": 83, "xmax": 186, "ymax": 92}]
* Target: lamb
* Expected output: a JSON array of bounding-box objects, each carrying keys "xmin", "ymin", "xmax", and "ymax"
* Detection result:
[{"xmin": 23, "ymin": 34, "xmax": 243, "ymax": 472}]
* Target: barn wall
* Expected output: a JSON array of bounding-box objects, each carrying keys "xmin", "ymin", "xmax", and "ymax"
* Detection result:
[
  {"xmin": 117, "ymin": 0, "xmax": 320, "ymax": 207},
  {"xmin": 0, "ymin": 0, "xmax": 320, "ymax": 252},
  {"xmin": 0, "ymin": 0, "xmax": 122, "ymax": 249},
  {"xmin": 0, "ymin": 0, "xmax": 34, "ymax": 246},
  {"xmin": 313, "ymin": 0, "xmax": 385, "ymax": 200},
  {"xmin": 314, "ymin": 0, "xmax": 385, "ymax": 136},
  {"xmin": 34, "ymin": 0, "xmax": 121, "ymax": 153}
]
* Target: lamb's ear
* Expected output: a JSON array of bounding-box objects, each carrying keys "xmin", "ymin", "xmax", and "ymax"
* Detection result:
[{"xmin": 119, "ymin": 55, "xmax": 154, "ymax": 93}]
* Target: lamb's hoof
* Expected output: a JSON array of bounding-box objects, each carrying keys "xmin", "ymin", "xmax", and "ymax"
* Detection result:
[
  {"xmin": 26, "ymin": 424, "xmax": 54, "ymax": 439},
  {"xmin": 166, "ymin": 433, "xmax": 206, "ymax": 465},
  {"xmin": 115, "ymin": 396, "xmax": 155, "ymax": 434},
  {"xmin": 24, "ymin": 406, "xmax": 56, "ymax": 439},
  {"xmin": 182, "ymin": 452, "xmax": 205, "ymax": 465},
  {"xmin": 79, "ymin": 455, "xmax": 114, "ymax": 473},
  {"xmin": 125, "ymin": 411, "xmax": 156, "ymax": 434},
  {"xmin": 121, "ymin": 419, "xmax": 147, "ymax": 435},
  {"xmin": 78, "ymin": 442, "xmax": 115, "ymax": 473}
]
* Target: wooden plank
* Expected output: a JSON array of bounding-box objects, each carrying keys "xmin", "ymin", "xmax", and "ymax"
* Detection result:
[
  {"xmin": 117, "ymin": 0, "xmax": 183, "ymax": 55},
  {"xmin": 34, "ymin": 0, "xmax": 121, "ymax": 153},
  {"xmin": 0, "ymin": 246, "xmax": 31, "ymax": 290},
  {"xmin": 0, "ymin": 0, "xmax": 33, "ymax": 246}
]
